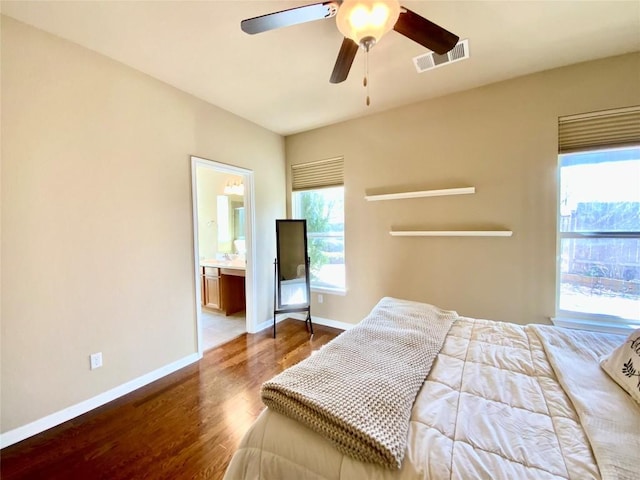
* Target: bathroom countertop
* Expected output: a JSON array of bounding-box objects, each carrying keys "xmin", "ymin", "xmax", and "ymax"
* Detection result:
[{"xmin": 200, "ymin": 259, "xmax": 246, "ymax": 271}]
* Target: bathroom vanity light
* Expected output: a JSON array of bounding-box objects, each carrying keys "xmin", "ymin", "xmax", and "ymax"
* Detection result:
[{"xmin": 223, "ymin": 181, "xmax": 244, "ymax": 196}]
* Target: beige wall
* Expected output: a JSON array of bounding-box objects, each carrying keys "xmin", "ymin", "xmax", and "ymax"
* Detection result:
[
  {"xmin": 286, "ymin": 53, "xmax": 640, "ymax": 326},
  {"xmin": 1, "ymin": 17, "xmax": 285, "ymax": 433}
]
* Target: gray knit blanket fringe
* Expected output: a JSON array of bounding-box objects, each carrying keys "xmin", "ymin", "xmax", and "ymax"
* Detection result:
[{"xmin": 261, "ymin": 297, "xmax": 458, "ymax": 469}]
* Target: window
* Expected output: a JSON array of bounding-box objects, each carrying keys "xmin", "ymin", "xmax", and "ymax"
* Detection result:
[
  {"xmin": 556, "ymin": 108, "xmax": 640, "ymax": 329},
  {"xmin": 291, "ymin": 158, "xmax": 345, "ymax": 292}
]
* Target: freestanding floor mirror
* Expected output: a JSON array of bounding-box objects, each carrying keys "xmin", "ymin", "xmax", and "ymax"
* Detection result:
[{"xmin": 273, "ymin": 219, "xmax": 313, "ymax": 338}]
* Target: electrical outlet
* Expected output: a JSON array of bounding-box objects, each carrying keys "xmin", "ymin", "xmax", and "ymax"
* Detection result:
[
  {"xmin": 318, "ymin": 294, "xmax": 323, "ymax": 304},
  {"xmin": 90, "ymin": 352, "xmax": 103, "ymax": 370}
]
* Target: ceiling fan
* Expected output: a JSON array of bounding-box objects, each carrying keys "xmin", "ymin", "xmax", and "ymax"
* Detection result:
[{"xmin": 241, "ymin": 0, "xmax": 459, "ymax": 84}]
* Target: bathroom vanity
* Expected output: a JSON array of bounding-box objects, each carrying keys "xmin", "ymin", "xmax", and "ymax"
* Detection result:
[{"xmin": 200, "ymin": 260, "xmax": 246, "ymax": 316}]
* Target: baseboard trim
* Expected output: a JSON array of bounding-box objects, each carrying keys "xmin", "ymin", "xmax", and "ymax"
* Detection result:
[
  {"xmin": 288, "ymin": 313, "xmax": 355, "ymax": 331},
  {"xmin": 255, "ymin": 313, "xmax": 354, "ymax": 334},
  {"xmin": 0, "ymin": 352, "xmax": 201, "ymax": 449},
  {"xmin": 253, "ymin": 314, "xmax": 290, "ymax": 334}
]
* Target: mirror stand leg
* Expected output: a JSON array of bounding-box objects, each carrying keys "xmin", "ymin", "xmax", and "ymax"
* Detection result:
[
  {"xmin": 306, "ymin": 309, "xmax": 314, "ymax": 336},
  {"xmin": 273, "ymin": 258, "xmax": 277, "ymax": 338}
]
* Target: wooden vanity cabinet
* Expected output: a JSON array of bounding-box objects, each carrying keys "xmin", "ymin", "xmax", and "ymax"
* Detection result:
[
  {"xmin": 219, "ymin": 268, "xmax": 246, "ymax": 316},
  {"xmin": 202, "ymin": 267, "xmax": 221, "ymax": 310},
  {"xmin": 201, "ymin": 265, "xmax": 246, "ymax": 315}
]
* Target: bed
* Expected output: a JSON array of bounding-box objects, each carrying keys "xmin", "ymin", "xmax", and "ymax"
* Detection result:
[{"xmin": 224, "ymin": 297, "xmax": 640, "ymax": 480}]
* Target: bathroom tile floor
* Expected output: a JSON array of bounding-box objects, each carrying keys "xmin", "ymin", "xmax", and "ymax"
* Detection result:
[{"xmin": 201, "ymin": 309, "xmax": 246, "ymax": 351}]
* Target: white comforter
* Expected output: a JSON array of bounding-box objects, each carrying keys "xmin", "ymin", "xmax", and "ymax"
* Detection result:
[{"xmin": 225, "ymin": 316, "xmax": 640, "ymax": 480}]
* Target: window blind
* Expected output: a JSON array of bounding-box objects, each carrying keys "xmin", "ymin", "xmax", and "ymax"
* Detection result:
[
  {"xmin": 558, "ymin": 106, "xmax": 640, "ymax": 153},
  {"xmin": 291, "ymin": 157, "xmax": 344, "ymax": 191}
]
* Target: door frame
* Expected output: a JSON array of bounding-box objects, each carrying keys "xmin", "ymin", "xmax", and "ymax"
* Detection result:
[{"xmin": 190, "ymin": 156, "xmax": 256, "ymax": 357}]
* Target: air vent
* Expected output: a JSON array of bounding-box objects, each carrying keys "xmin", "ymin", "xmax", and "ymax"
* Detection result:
[{"xmin": 413, "ymin": 39, "xmax": 469, "ymax": 73}]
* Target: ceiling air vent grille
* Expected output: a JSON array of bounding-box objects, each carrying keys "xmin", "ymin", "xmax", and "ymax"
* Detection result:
[{"xmin": 413, "ymin": 39, "xmax": 469, "ymax": 73}]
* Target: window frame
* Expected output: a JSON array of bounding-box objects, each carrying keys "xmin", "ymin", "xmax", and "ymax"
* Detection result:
[
  {"xmin": 554, "ymin": 147, "xmax": 640, "ymax": 333},
  {"xmin": 291, "ymin": 186, "xmax": 346, "ymax": 294}
]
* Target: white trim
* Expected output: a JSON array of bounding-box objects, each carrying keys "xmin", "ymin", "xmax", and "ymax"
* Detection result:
[
  {"xmin": 190, "ymin": 156, "xmax": 257, "ymax": 343},
  {"xmin": 555, "ymin": 152, "xmax": 563, "ymax": 325},
  {"xmin": 0, "ymin": 353, "xmax": 200, "ymax": 449},
  {"xmin": 365, "ymin": 187, "xmax": 475, "ymax": 202},
  {"xmin": 288, "ymin": 312, "xmax": 355, "ymax": 331},
  {"xmin": 258, "ymin": 313, "xmax": 354, "ymax": 334},
  {"xmin": 244, "ymin": 176, "xmax": 258, "ymax": 333},
  {"xmin": 190, "ymin": 160, "xmax": 204, "ymax": 355},
  {"xmin": 551, "ymin": 317, "xmax": 638, "ymax": 335},
  {"xmin": 554, "ymin": 147, "xmax": 640, "ymax": 327},
  {"xmin": 253, "ymin": 313, "xmax": 295, "ymax": 335},
  {"xmin": 311, "ymin": 286, "xmax": 347, "ymax": 296},
  {"xmin": 255, "ymin": 314, "xmax": 284, "ymax": 334},
  {"xmin": 390, "ymin": 230, "xmax": 513, "ymax": 237}
]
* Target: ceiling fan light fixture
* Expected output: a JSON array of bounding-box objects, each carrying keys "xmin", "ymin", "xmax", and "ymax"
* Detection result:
[{"xmin": 336, "ymin": 0, "xmax": 400, "ymax": 48}]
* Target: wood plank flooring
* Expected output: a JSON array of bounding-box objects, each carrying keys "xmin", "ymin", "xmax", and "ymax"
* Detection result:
[{"xmin": 0, "ymin": 319, "xmax": 342, "ymax": 480}]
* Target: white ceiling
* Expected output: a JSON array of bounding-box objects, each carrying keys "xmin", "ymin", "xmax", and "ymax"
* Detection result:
[{"xmin": 2, "ymin": 1, "xmax": 639, "ymax": 136}]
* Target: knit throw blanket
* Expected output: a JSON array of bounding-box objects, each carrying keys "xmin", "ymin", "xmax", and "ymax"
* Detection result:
[{"xmin": 261, "ymin": 297, "xmax": 458, "ymax": 469}]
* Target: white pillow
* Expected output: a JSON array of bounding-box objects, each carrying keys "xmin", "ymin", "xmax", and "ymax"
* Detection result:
[{"xmin": 600, "ymin": 328, "xmax": 640, "ymax": 405}]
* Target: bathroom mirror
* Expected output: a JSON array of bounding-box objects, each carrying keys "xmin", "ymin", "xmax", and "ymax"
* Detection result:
[
  {"xmin": 274, "ymin": 219, "xmax": 312, "ymax": 337},
  {"xmin": 216, "ymin": 195, "xmax": 244, "ymax": 255}
]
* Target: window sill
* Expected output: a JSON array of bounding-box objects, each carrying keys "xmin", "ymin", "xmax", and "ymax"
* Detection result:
[
  {"xmin": 311, "ymin": 286, "xmax": 346, "ymax": 296},
  {"xmin": 551, "ymin": 316, "xmax": 639, "ymax": 335}
]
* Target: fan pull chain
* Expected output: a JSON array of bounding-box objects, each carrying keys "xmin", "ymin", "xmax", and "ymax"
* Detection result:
[{"xmin": 364, "ymin": 49, "xmax": 370, "ymax": 106}]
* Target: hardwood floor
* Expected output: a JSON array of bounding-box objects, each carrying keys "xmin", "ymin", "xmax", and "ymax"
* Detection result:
[{"xmin": 0, "ymin": 319, "xmax": 342, "ymax": 480}]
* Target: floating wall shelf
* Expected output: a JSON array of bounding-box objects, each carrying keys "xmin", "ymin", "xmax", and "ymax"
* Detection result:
[
  {"xmin": 389, "ymin": 230, "xmax": 513, "ymax": 237},
  {"xmin": 365, "ymin": 187, "xmax": 475, "ymax": 202}
]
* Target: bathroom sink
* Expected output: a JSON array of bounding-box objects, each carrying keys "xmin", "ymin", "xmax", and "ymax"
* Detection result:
[{"xmin": 201, "ymin": 258, "xmax": 245, "ymax": 269}]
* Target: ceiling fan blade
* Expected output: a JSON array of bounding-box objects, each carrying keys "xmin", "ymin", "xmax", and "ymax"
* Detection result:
[
  {"xmin": 393, "ymin": 7, "xmax": 459, "ymax": 55},
  {"xmin": 330, "ymin": 37, "xmax": 359, "ymax": 84},
  {"xmin": 241, "ymin": 2, "xmax": 338, "ymax": 35}
]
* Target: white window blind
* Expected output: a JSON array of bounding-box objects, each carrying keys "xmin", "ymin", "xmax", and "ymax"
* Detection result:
[
  {"xmin": 558, "ymin": 106, "xmax": 640, "ymax": 153},
  {"xmin": 291, "ymin": 157, "xmax": 344, "ymax": 191}
]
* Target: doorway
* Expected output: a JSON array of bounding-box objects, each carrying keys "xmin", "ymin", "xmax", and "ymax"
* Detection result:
[{"xmin": 191, "ymin": 156, "xmax": 255, "ymax": 355}]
